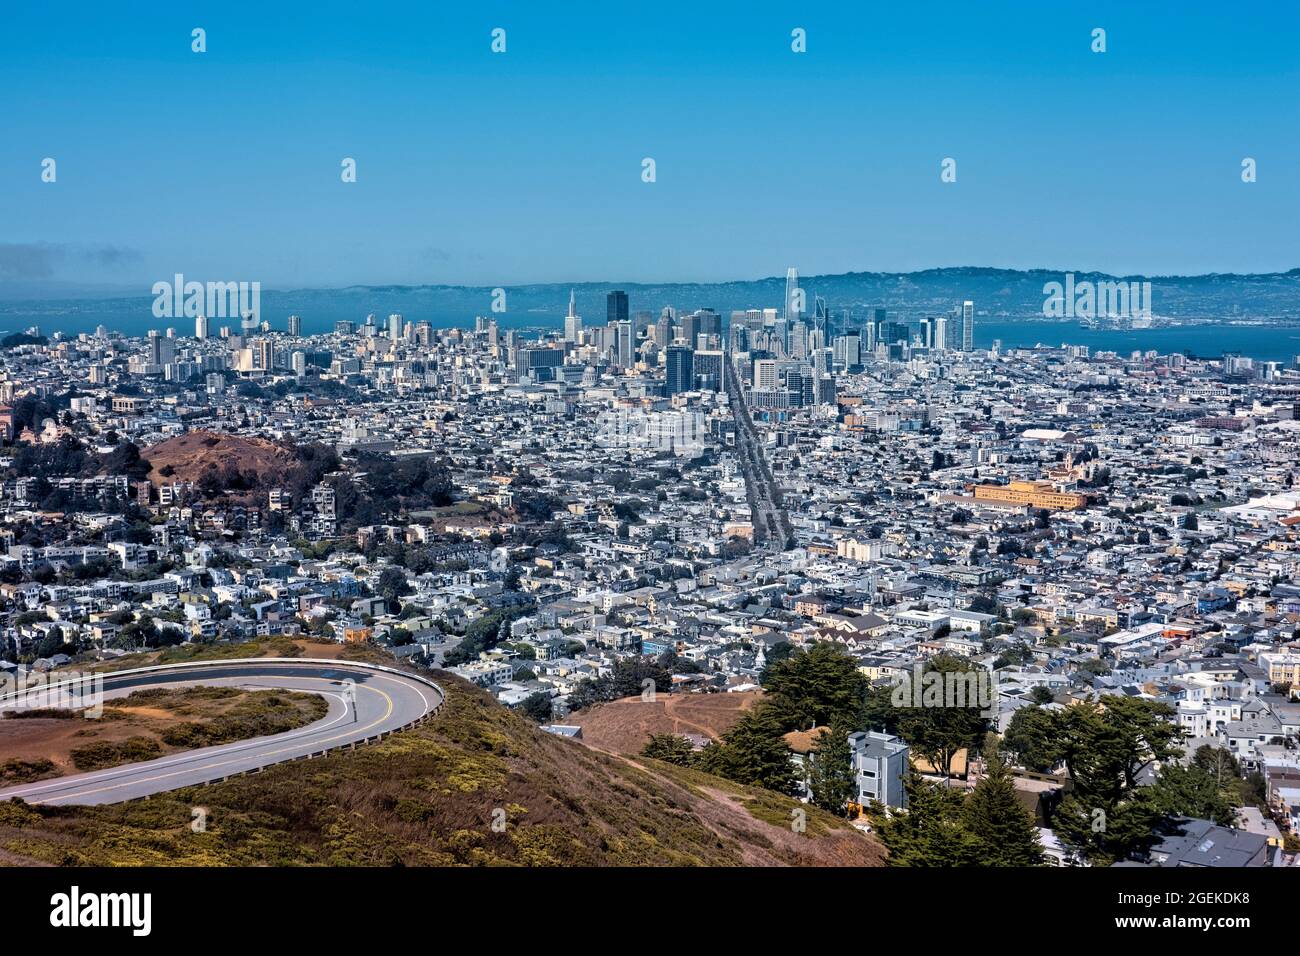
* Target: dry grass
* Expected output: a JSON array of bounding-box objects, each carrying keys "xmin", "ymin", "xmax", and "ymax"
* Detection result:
[
  {"xmin": 0, "ymin": 675, "xmax": 883, "ymax": 868},
  {"xmin": 565, "ymin": 690, "xmax": 761, "ymax": 753},
  {"xmin": 141, "ymin": 431, "xmax": 297, "ymax": 489},
  {"xmin": 0, "ymin": 686, "xmax": 326, "ymax": 777}
]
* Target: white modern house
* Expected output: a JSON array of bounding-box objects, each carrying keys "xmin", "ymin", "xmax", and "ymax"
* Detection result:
[{"xmin": 848, "ymin": 730, "xmax": 909, "ymax": 809}]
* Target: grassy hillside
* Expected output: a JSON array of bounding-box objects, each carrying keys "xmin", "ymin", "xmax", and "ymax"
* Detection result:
[{"xmin": 0, "ymin": 674, "xmax": 883, "ymax": 867}]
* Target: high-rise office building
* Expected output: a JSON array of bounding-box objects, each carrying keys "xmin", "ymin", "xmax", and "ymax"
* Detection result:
[
  {"xmin": 813, "ymin": 346, "xmax": 830, "ymax": 381},
  {"xmin": 697, "ymin": 309, "xmax": 721, "ymax": 338},
  {"xmin": 287, "ymin": 314, "xmax": 302, "ymax": 337},
  {"xmin": 728, "ymin": 323, "xmax": 748, "ymax": 353},
  {"xmin": 654, "ymin": 314, "xmax": 671, "ymax": 347},
  {"xmin": 147, "ymin": 329, "xmax": 173, "ymax": 367},
  {"xmin": 882, "ymin": 321, "xmax": 910, "ymax": 345},
  {"xmin": 693, "ymin": 349, "xmax": 724, "ymax": 391},
  {"xmin": 607, "ymin": 290, "xmax": 629, "ymax": 326},
  {"xmin": 785, "ymin": 267, "xmax": 801, "ymax": 322},
  {"xmin": 785, "ymin": 367, "xmax": 807, "ymax": 407},
  {"xmin": 934, "ymin": 316, "xmax": 948, "ymax": 351},
  {"xmin": 564, "ymin": 289, "xmax": 583, "ymax": 343},
  {"xmin": 388, "ymin": 314, "xmax": 403, "ymax": 341},
  {"xmin": 518, "ymin": 347, "xmax": 564, "ymax": 382},
  {"xmin": 961, "ymin": 300, "xmax": 974, "ymax": 351},
  {"xmin": 665, "ymin": 346, "xmax": 694, "ymax": 396},
  {"xmin": 616, "ymin": 320, "xmax": 634, "ymax": 368},
  {"xmin": 754, "ymin": 358, "xmax": 778, "ymax": 390},
  {"xmin": 195, "ymin": 315, "xmax": 210, "ymax": 340},
  {"xmin": 790, "ymin": 321, "xmax": 808, "ymax": 359},
  {"xmin": 681, "ymin": 312, "xmax": 701, "ymax": 351},
  {"xmin": 834, "ymin": 333, "xmax": 861, "ymax": 367}
]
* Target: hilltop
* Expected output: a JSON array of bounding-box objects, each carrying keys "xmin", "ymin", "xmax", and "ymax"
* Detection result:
[
  {"xmin": 563, "ymin": 691, "xmax": 760, "ymax": 754},
  {"xmin": 0, "ymin": 673, "xmax": 883, "ymax": 867},
  {"xmin": 141, "ymin": 431, "xmax": 298, "ymax": 489}
]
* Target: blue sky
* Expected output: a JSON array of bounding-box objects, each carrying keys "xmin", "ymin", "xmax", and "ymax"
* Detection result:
[{"xmin": 1, "ymin": 1, "xmax": 1298, "ymax": 290}]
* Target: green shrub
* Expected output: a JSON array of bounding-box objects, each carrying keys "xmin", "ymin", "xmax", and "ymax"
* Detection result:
[{"xmin": 70, "ymin": 736, "xmax": 163, "ymax": 771}]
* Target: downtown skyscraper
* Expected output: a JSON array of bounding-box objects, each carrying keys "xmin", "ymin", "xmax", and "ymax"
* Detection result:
[
  {"xmin": 564, "ymin": 289, "xmax": 583, "ymax": 343},
  {"xmin": 607, "ymin": 290, "xmax": 629, "ymax": 326},
  {"xmin": 665, "ymin": 345, "xmax": 694, "ymax": 396}
]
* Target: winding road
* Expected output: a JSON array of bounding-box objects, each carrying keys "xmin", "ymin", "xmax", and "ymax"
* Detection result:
[{"xmin": 0, "ymin": 658, "xmax": 443, "ymax": 807}]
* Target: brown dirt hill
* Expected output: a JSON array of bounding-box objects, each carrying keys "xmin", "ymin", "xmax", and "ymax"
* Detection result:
[
  {"xmin": 141, "ymin": 430, "xmax": 298, "ymax": 488},
  {"xmin": 0, "ymin": 674, "xmax": 883, "ymax": 867},
  {"xmin": 565, "ymin": 690, "xmax": 760, "ymax": 754}
]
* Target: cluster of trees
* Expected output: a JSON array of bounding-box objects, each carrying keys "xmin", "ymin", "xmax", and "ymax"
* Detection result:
[
  {"xmin": 0, "ymin": 332, "xmax": 47, "ymax": 350},
  {"xmin": 872, "ymin": 737, "xmax": 1042, "ymax": 866},
  {"xmin": 440, "ymin": 603, "xmax": 535, "ymax": 666},
  {"xmin": 633, "ymin": 641, "xmax": 1248, "ymax": 866},
  {"xmin": 5, "ymin": 436, "xmax": 154, "ymax": 513},
  {"xmin": 327, "ymin": 452, "xmax": 454, "ymax": 529},
  {"xmin": 1002, "ymin": 699, "xmax": 1252, "ymax": 864},
  {"xmin": 641, "ymin": 644, "xmax": 992, "ymax": 804},
  {"xmin": 565, "ymin": 653, "xmax": 680, "ymax": 711},
  {"xmin": 10, "ymin": 435, "xmax": 90, "ymax": 479}
]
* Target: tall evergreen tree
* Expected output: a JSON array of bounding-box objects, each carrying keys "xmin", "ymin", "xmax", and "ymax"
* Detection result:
[
  {"xmin": 1149, "ymin": 762, "xmax": 1238, "ymax": 826},
  {"xmin": 871, "ymin": 772, "xmax": 986, "ymax": 866},
  {"xmin": 1191, "ymin": 745, "xmax": 1240, "ymax": 791},
  {"xmin": 895, "ymin": 656, "xmax": 990, "ymax": 780},
  {"xmin": 641, "ymin": 733, "xmax": 696, "ymax": 767},
  {"xmin": 962, "ymin": 735, "xmax": 1042, "ymax": 865},
  {"xmin": 1004, "ymin": 697, "xmax": 1180, "ymax": 864},
  {"xmin": 807, "ymin": 723, "xmax": 856, "ymax": 816},
  {"xmin": 695, "ymin": 702, "xmax": 797, "ymax": 794},
  {"xmin": 762, "ymin": 641, "xmax": 867, "ymax": 730}
]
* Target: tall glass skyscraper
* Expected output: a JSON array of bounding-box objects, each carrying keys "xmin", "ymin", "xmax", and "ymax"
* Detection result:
[
  {"xmin": 785, "ymin": 267, "xmax": 800, "ymax": 322},
  {"xmin": 607, "ymin": 290, "xmax": 629, "ymax": 326},
  {"xmin": 665, "ymin": 346, "xmax": 694, "ymax": 395}
]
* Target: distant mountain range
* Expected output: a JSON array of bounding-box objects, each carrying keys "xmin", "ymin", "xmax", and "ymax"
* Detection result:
[{"xmin": 3, "ymin": 266, "xmax": 1300, "ymax": 337}]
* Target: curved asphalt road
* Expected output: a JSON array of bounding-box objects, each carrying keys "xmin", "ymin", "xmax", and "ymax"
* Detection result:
[{"xmin": 0, "ymin": 659, "xmax": 442, "ymax": 807}]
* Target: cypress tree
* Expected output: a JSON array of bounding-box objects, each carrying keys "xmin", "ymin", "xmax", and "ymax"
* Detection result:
[{"xmin": 963, "ymin": 735, "xmax": 1043, "ymax": 866}]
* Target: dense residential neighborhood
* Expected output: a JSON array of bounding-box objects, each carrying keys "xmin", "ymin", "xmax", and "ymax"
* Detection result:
[{"xmin": 2, "ymin": 292, "xmax": 1300, "ymax": 870}]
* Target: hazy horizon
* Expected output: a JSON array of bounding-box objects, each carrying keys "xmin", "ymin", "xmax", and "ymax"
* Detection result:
[{"xmin": 4, "ymin": 262, "xmax": 1300, "ymax": 304}]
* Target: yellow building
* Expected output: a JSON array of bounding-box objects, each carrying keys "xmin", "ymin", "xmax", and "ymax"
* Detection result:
[
  {"xmin": 1259, "ymin": 652, "xmax": 1300, "ymax": 686},
  {"xmin": 973, "ymin": 480, "xmax": 1086, "ymax": 511}
]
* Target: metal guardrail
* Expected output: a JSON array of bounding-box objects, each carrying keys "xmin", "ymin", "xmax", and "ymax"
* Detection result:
[
  {"xmin": 0, "ymin": 656, "xmax": 445, "ymax": 706},
  {"xmin": 1, "ymin": 657, "xmax": 446, "ymax": 797}
]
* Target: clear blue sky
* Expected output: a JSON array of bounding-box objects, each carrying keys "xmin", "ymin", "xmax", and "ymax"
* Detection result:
[{"xmin": 2, "ymin": 1, "xmax": 1298, "ymax": 290}]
